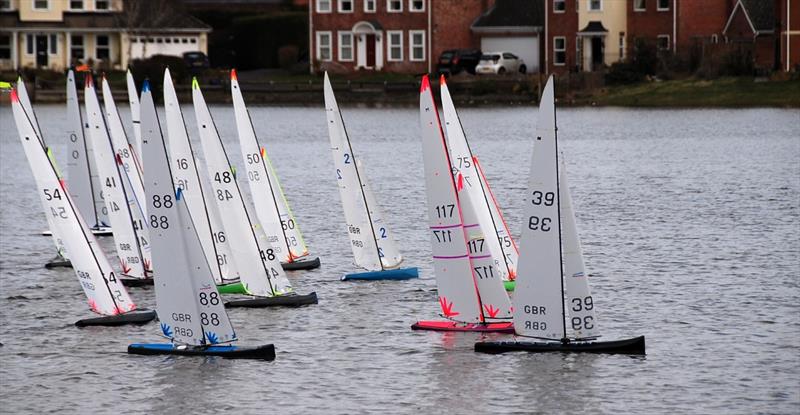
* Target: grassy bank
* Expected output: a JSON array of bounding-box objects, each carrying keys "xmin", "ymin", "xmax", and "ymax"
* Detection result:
[{"xmin": 569, "ymin": 77, "xmax": 800, "ymax": 108}]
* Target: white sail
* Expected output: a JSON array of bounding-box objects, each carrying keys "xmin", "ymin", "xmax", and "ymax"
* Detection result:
[
  {"xmin": 12, "ymin": 88, "xmax": 136, "ymax": 316},
  {"xmin": 262, "ymin": 150, "xmax": 309, "ymax": 259},
  {"xmin": 66, "ymin": 70, "xmax": 99, "ymax": 228},
  {"xmin": 474, "ymin": 157, "xmax": 519, "ymax": 278},
  {"xmin": 560, "ymin": 158, "xmax": 598, "ymax": 339},
  {"xmin": 85, "ymin": 76, "xmax": 148, "ymax": 279},
  {"xmin": 141, "ymin": 80, "xmax": 236, "ymax": 346},
  {"xmin": 323, "ymin": 74, "xmax": 382, "ymax": 271},
  {"xmin": 419, "ymin": 76, "xmax": 482, "ymax": 323},
  {"xmin": 440, "ymin": 78, "xmax": 514, "ymax": 282},
  {"xmin": 230, "ymin": 70, "xmax": 300, "ymax": 263},
  {"xmin": 513, "ymin": 77, "xmax": 566, "ymax": 340},
  {"xmin": 198, "ymin": 163, "xmax": 241, "ymax": 285},
  {"xmin": 163, "ymin": 69, "xmax": 233, "ymax": 283},
  {"xmin": 125, "ymin": 69, "xmax": 142, "ymax": 158},
  {"xmin": 192, "ymin": 79, "xmax": 293, "ymax": 296},
  {"xmin": 358, "ymin": 160, "xmax": 403, "ymax": 269}
]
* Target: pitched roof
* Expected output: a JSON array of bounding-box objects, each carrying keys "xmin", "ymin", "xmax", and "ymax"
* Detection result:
[
  {"xmin": 723, "ymin": 0, "xmax": 775, "ymax": 35},
  {"xmin": 578, "ymin": 21, "xmax": 608, "ymax": 34},
  {"xmin": 471, "ymin": 0, "xmax": 544, "ymax": 33}
]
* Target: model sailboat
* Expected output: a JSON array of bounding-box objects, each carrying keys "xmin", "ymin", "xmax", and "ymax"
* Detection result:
[
  {"xmin": 230, "ymin": 69, "xmax": 320, "ymax": 271},
  {"xmin": 10, "ymin": 86, "xmax": 155, "ymax": 327},
  {"xmin": 440, "ymin": 76, "xmax": 519, "ymax": 291},
  {"xmin": 412, "ymin": 75, "xmax": 513, "ymax": 333},
  {"xmin": 126, "ymin": 69, "xmax": 143, "ymax": 159},
  {"xmin": 128, "ymin": 79, "xmax": 274, "ymax": 360},
  {"xmin": 475, "ymin": 77, "xmax": 645, "ymax": 355},
  {"xmin": 323, "ymin": 73, "xmax": 418, "ymax": 281}
]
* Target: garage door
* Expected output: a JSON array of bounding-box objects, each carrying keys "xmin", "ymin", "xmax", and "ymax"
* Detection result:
[{"xmin": 480, "ymin": 36, "xmax": 539, "ymax": 73}]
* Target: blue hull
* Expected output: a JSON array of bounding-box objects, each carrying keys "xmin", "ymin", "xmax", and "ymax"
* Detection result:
[
  {"xmin": 341, "ymin": 267, "xmax": 419, "ymax": 281},
  {"xmin": 128, "ymin": 343, "xmax": 275, "ymax": 360}
]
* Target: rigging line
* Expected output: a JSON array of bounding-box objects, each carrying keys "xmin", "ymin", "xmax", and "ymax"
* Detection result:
[
  {"xmin": 426, "ymin": 82, "xmax": 486, "ymax": 323},
  {"xmin": 104, "ymin": 78, "xmax": 146, "ymax": 186},
  {"xmin": 71, "ymin": 73, "xmax": 101, "ymax": 227},
  {"xmin": 552, "ymin": 87, "xmax": 568, "ymax": 341},
  {"xmin": 17, "ymin": 93, "xmax": 123, "ymax": 313},
  {"xmin": 334, "ymin": 97, "xmax": 385, "ymax": 271}
]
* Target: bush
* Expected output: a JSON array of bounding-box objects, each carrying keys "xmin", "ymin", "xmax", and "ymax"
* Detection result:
[
  {"xmin": 630, "ymin": 38, "xmax": 658, "ymax": 76},
  {"xmin": 129, "ymin": 54, "xmax": 189, "ymax": 90},
  {"xmin": 605, "ymin": 62, "xmax": 645, "ymax": 85}
]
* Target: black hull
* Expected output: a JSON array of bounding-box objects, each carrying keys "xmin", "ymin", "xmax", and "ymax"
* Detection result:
[
  {"xmin": 475, "ymin": 335, "xmax": 646, "ymax": 355},
  {"xmin": 128, "ymin": 343, "xmax": 275, "ymax": 360},
  {"xmin": 281, "ymin": 257, "xmax": 321, "ymax": 271},
  {"xmin": 44, "ymin": 258, "xmax": 72, "ymax": 269},
  {"xmin": 121, "ymin": 277, "xmax": 154, "ymax": 287},
  {"xmin": 75, "ymin": 310, "xmax": 157, "ymax": 327},
  {"xmin": 225, "ymin": 292, "xmax": 318, "ymax": 308}
]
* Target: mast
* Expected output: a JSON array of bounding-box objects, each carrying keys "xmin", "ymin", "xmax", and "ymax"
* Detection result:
[
  {"xmin": 70, "ymin": 70, "xmax": 101, "ymax": 226},
  {"xmin": 553, "ymin": 89, "xmax": 567, "ymax": 341}
]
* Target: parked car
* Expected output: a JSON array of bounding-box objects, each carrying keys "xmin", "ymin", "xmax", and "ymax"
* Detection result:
[
  {"xmin": 183, "ymin": 51, "xmax": 210, "ymax": 70},
  {"xmin": 475, "ymin": 52, "xmax": 526, "ymax": 75},
  {"xmin": 437, "ymin": 49, "xmax": 482, "ymax": 76}
]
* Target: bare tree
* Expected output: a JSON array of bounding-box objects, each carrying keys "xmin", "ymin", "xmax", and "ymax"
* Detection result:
[{"xmin": 117, "ymin": 0, "xmax": 184, "ymax": 66}]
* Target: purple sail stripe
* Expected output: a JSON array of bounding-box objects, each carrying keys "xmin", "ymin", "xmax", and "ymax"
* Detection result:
[
  {"xmin": 463, "ymin": 223, "xmax": 479, "ymax": 228},
  {"xmin": 470, "ymin": 254, "xmax": 492, "ymax": 259},
  {"xmin": 433, "ymin": 254, "xmax": 469, "ymax": 259},
  {"xmin": 430, "ymin": 223, "xmax": 462, "ymax": 230}
]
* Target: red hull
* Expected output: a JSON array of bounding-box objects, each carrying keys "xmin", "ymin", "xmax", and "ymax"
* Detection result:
[{"xmin": 411, "ymin": 320, "xmax": 514, "ymax": 333}]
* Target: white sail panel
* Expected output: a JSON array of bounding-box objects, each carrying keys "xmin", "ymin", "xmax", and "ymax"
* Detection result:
[
  {"xmin": 198, "ymin": 162, "xmax": 240, "ymax": 285},
  {"xmin": 262, "ymin": 150, "xmax": 308, "ymax": 259},
  {"xmin": 230, "ymin": 72, "xmax": 292, "ymax": 262},
  {"xmin": 474, "ymin": 157, "xmax": 519, "ymax": 279},
  {"xmin": 513, "ymin": 77, "xmax": 565, "ymax": 340},
  {"xmin": 126, "ymin": 69, "xmax": 142, "ymax": 158},
  {"xmin": 12, "ymin": 89, "xmax": 136, "ymax": 316},
  {"xmin": 85, "ymin": 77, "xmax": 148, "ymax": 279},
  {"xmin": 560, "ymin": 159, "xmax": 598, "ymax": 339},
  {"xmin": 419, "ymin": 76, "xmax": 482, "ymax": 323},
  {"xmin": 193, "ymin": 80, "xmax": 293, "ymax": 296},
  {"xmin": 141, "ymin": 81, "xmax": 236, "ymax": 346},
  {"xmin": 440, "ymin": 79, "xmax": 512, "ymax": 282},
  {"xmin": 66, "ymin": 70, "xmax": 98, "ymax": 228},
  {"xmin": 358, "ymin": 160, "xmax": 403, "ymax": 269},
  {"xmin": 323, "ymin": 75, "xmax": 382, "ymax": 271}
]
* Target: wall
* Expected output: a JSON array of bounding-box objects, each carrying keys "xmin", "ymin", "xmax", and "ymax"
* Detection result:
[
  {"xmin": 577, "ymin": 0, "xmax": 627, "ymax": 67},
  {"xmin": 547, "ymin": 0, "xmax": 579, "ymax": 74},
  {"xmin": 627, "ymin": 0, "xmax": 673, "ymax": 54},
  {"xmin": 431, "ymin": 0, "xmax": 493, "ymax": 64}
]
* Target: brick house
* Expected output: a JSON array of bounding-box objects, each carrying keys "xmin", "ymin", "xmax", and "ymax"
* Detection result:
[
  {"xmin": 778, "ymin": 0, "xmax": 800, "ymax": 71},
  {"xmin": 627, "ymin": 0, "xmax": 675, "ymax": 53},
  {"xmin": 431, "ymin": 0, "xmax": 494, "ymax": 72},
  {"xmin": 546, "ymin": 0, "xmax": 579, "ymax": 74},
  {"xmin": 723, "ymin": 0, "xmax": 779, "ymax": 70}
]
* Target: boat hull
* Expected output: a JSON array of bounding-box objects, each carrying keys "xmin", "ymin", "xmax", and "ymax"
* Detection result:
[
  {"xmin": 504, "ymin": 280, "xmax": 515, "ymax": 291},
  {"xmin": 342, "ymin": 267, "xmax": 419, "ymax": 281},
  {"xmin": 44, "ymin": 257, "xmax": 72, "ymax": 269},
  {"xmin": 127, "ymin": 343, "xmax": 275, "ymax": 360},
  {"xmin": 474, "ymin": 335, "xmax": 646, "ymax": 355},
  {"xmin": 218, "ymin": 281, "xmax": 247, "ymax": 294},
  {"xmin": 411, "ymin": 320, "xmax": 515, "ymax": 333},
  {"xmin": 75, "ymin": 310, "xmax": 157, "ymax": 327},
  {"xmin": 225, "ymin": 292, "xmax": 318, "ymax": 308},
  {"xmin": 41, "ymin": 226, "xmax": 113, "ymax": 237},
  {"xmin": 282, "ymin": 256, "xmax": 321, "ymax": 271},
  {"xmin": 121, "ymin": 277, "xmax": 154, "ymax": 287}
]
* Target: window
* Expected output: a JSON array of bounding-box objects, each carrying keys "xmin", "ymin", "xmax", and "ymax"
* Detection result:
[
  {"xmin": 576, "ymin": 37, "xmax": 583, "ymax": 70},
  {"xmin": 633, "ymin": 0, "xmax": 645, "ymax": 11},
  {"xmin": 503, "ymin": 52, "xmax": 517, "ymax": 59},
  {"xmin": 338, "ymin": 32, "xmax": 353, "ymax": 61},
  {"xmin": 657, "ymin": 0, "xmax": 669, "ymax": 11},
  {"xmin": 165, "ymin": 38, "xmax": 172, "ymax": 43},
  {"xmin": 181, "ymin": 38, "xmax": 188, "ymax": 43},
  {"xmin": 70, "ymin": 35, "xmax": 84, "ymax": 61},
  {"xmin": 0, "ymin": 0, "xmax": 11, "ymax": 10},
  {"xmin": 70, "ymin": 0, "xmax": 84, "ymax": 10},
  {"xmin": 189, "ymin": 38, "xmax": 196, "ymax": 43},
  {"xmin": 409, "ymin": 30, "xmax": 425, "ymax": 61},
  {"xmin": 316, "ymin": 0, "xmax": 331, "ymax": 12},
  {"xmin": 95, "ymin": 0, "xmax": 109, "ymax": 10},
  {"xmin": 316, "ymin": 31, "xmax": 332, "ymax": 61},
  {"xmin": 156, "ymin": 37, "xmax": 163, "ymax": 43},
  {"xmin": 34, "ymin": 0, "xmax": 49, "ymax": 10},
  {"xmin": 553, "ymin": 0, "xmax": 565, "ymax": 12},
  {"xmin": 588, "ymin": 0, "xmax": 601, "ymax": 11},
  {"xmin": 49, "ymin": 34, "xmax": 57, "ymax": 54},
  {"xmin": 618, "ymin": 32, "xmax": 624, "ymax": 61},
  {"xmin": 657, "ymin": 34, "xmax": 669, "ymax": 50},
  {"xmin": 711, "ymin": 34, "xmax": 719, "ymax": 44},
  {"xmin": 26, "ymin": 34, "xmax": 33, "ymax": 54},
  {"xmin": 387, "ymin": 30, "xmax": 403, "ymax": 61},
  {"xmin": 553, "ymin": 36, "xmax": 566, "ymax": 65},
  {"xmin": 0, "ymin": 34, "xmax": 10, "ymax": 59},
  {"xmin": 387, "ymin": 0, "xmax": 402, "ymax": 12},
  {"xmin": 338, "ymin": 0, "xmax": 352, "ymax": 12},
  {"xmin": 96, "ymin": 34, "xmax": 109, "ymax": 60},
  {"xmin": 364, "ymin": 0, "xmax": 375, "ymax": 12},
  {"xmin": 409, "ymin": 0, "xmax": 424, "ymax": 12}
]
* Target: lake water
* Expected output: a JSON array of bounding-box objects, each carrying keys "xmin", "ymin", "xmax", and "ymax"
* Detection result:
[{"xmin": 0, "ymin": 103, "xmax": 798, "ymax": 414}]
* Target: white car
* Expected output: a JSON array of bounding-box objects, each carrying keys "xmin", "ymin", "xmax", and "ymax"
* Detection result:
[{"xmin": 475, "ymin": 52, "xmax": 527, "ymax": 75}]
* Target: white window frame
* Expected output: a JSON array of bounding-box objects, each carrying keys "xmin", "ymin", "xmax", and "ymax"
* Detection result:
[
  {"xmin": 657, "ymin": 0, "xmax": 669, "ymax": 11},
  {"xmin": 25, "ymin": 34, "xmax": 34, "ymax": 55},
  {"xmin": 553, "ymin": 36, "xmax": 566, "ymax": 66},
  {"xmin": 0, "ymin": 0, "xmax": 13, "ymax": 11},
  {"xmin": 618, "ymin": 32, "xmax": 625, "ymax": 61},
  {"xmin": 576, "ymin": 37, "xmax": 583, "ymax": 70},
  {"xmin": 633, "ymin": 0, "xmax": 645, "ymax": 11},
  {"xmin": 588, "ymin": 0, "xmax": 601, "ymax": 12},
  {"xmin": 316, "ymin": 0, "xmax": 331, "ymax": 13},
  {"xmin": 338, "ymin": 0, "xmax": 353, "ymax": 13},
  {"xmin": 657, "ymin": 34, "xmax": 670, "ymax": 50},
  {"xmin": 316, "ymin": 31, "xmax": 332, "ymax": 61},
  {"xmin": 364, "ymin": 0, "xmax": 375, "ymax": 12},
  {"xmin": 95, "ymin": 33, "xmax": 110, "ymax": 60},
  {"xmin": 553, "ymin": 0, "xmax": 566, "ymax": 13},
  {"xmin": 49, "ymin": 33, "xmax": 57, "ymax": 55},
  {"xmin": 387, "ymin": 0, "xmax": 402, "ymax": 13},
  {"xmin": 338, "ymin": 31, "xmax": 354, "ymax": 62},
  {"xmin": 70, "ymin": 34, "xmax": 85, "ymax": 62},
  {"xmin": 409, "ymin": 30, "xmax": 425, "ymax": 61},
  {"xmin": 33, "ymin": 0, "xmax": 50, "ymax": 11},
  {"xmin": 69, "ymin": 0, "xmax": 85, "ymax": 10},
  {"xmin": 94, "ymin": 0, "xmax": 110, "ymax": 10},
  {"xmin": 409, "ymin": 0, "xmax": 424, "ymax": 12},
  {"xmin": 387, "ymin": 30, "xmax": 403, "ymax": 61},
  {"xmin": 711, "ymin": 34, "xmax": 719, "ymax": 44}
]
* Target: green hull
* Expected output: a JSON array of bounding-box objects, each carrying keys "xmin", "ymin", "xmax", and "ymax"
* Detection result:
[
  {"xmin": 504, "ymin": 280, "xmax": 516, "ymax": 292},
  {"xmin": 218, "ymin": 282, "xmax": 247, "ymax": 294}
]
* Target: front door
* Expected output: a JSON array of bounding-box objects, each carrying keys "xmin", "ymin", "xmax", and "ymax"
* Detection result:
[
  {"xmin": 591, "ymin": 37, "xmax": 603, "ymax": 71},
  {"xmin": 35, "ymin": 35, "xmax": 48, "ymax": 68},
  {"xmin": 366, "ymin": 35, "xmax": 376, "ymax": 68}
]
